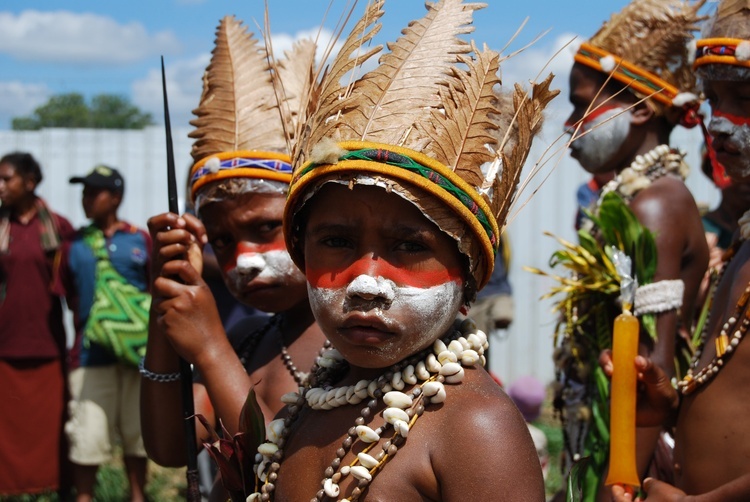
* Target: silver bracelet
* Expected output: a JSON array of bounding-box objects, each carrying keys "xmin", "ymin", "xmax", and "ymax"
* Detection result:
[{"xmin": 138, "ymin": 358, "xmax": 181, "ymax": 383}]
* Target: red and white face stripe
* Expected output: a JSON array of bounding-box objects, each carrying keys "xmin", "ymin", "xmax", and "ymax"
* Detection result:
[
  {"xmin": 224, "ymin": 241, "xmax": 305, "ymax": 291},
  {"xmin": 708, "ymin": 109, "xmax": 750, "ymax": 181},
  {"xmin": 306, "ymin": 256, "xmax": 464, "ymax": 342},
  {"xmin": 566, "ymin": 104, "xmax": 631, "ymax": 172}
]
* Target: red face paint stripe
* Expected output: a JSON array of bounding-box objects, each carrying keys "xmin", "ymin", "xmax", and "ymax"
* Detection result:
[
  {"xmin": 306, "ymin": 258, "xmax": 463, "ymax": 289},
  {"xmin": 565, "ymin": 103, "xmax": 624, "ymax": 129},
  {"xmin": 222, "ymin": 241, "xmax": 287, "ymax": 274},
  {"xmin": 713, "ymin": 109, "xmax": 750, "ymax": 127}
]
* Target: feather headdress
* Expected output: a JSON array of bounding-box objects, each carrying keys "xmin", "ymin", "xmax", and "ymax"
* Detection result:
[
  {"xmin": 284, "ymin": 0, "xmax": 558, "ymax": 292},
  {"xmin": 575, "ymin": 0, "xmax": 706, "ymax": 116},
  {"xmin": 694, "ymin": 0, "xmax": 750, "ymax": 72},
  {"xmin": 188, "ymin": 16, "xmax": 316, "ymax": 205}
]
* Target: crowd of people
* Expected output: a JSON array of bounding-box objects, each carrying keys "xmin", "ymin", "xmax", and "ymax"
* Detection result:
[{"xmin": 2, "ymin": 0, "xmax": 750, "ymax": 500}]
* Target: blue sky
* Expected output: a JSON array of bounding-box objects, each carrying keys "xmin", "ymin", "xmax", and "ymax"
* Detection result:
[{"xmin": 0, "ymin": 0, "xmax": 670, "ymax": 131}]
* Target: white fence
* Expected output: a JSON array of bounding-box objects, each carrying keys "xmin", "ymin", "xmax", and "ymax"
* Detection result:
[{"xmin": 0, "ymin": 126, "xmax": 718, "ymax": 388}]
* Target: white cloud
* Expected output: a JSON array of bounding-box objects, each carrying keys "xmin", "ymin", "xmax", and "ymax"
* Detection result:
[
  {"xmin": 0, "ymin": 81, "xmax": 51, "ymax": 128},
  {"xmin": 131, "ymin": 27, "xmax": 347, "ymax": 130},
  {"xmin": 0, "ymin": 10, "xmax": 181, "ymax": 64}
]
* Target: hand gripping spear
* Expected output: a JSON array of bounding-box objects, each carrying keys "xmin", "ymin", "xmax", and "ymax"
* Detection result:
[{"xmin": 161, "ymin": 56, "xmax": 201, "ymax": 502}]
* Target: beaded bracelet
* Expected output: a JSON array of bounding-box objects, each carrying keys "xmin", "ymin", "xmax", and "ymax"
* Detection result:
[{"xmin": 138, "ymin": 358, "xmax": 182, "ymax": 383}]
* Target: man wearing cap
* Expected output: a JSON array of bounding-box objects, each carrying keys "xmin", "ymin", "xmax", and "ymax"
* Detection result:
[{"xmin": 55, "ymin": 165, "xmax": 151, "ymax": 502}]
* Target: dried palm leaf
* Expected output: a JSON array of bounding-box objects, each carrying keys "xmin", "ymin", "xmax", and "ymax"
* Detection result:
[{"xmin": 189, "ymin": 16, "xmax": 287, "ymax": 162}]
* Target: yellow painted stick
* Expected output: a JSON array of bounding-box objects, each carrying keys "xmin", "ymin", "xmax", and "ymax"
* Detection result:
[{"xmin": 605, "ymin": 309, "xmax": 641, "ymax": 488}]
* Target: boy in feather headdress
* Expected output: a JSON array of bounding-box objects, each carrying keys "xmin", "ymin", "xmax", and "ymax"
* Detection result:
[
  {"xmin": 607, "ymin": 1, "xmax": 750, "ymax": 500},
  {"xmin": 533, "ymin": 0, "xmax": 710, "ymax": 498},
  {"xmin": 226, "ymin": 1, "xmax": 559, "ymax": 500},
  {"xmin": 140, "ymin": 15, "xmax": 326, "ymax": 470}
]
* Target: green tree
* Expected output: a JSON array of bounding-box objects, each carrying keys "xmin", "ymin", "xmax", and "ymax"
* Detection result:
[{"xmin": 11, "ymin": 93, "xmax": 154, "ymax": 130}]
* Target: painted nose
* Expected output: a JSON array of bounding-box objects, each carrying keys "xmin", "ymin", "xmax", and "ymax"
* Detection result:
[
  {"xmin": 236, "ymin": 252, "xmax": 265, "ymax": 276},
  {"xmin": 346, "ymin": 274, "xmax": 396, "ymax": 303}
]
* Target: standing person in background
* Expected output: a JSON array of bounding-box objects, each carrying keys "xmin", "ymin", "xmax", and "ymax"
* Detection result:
[
  {"xmin": 574, "ymin": 171, "xmax": 615, "ymax": 231},
  {"xmin": 469, "ymin": 234, "xmax": 514, "ymax": 338},
  {"xmin": 56, "ymin": 165, "xmax": 151, "ymax": 502},
  {"xmin": 539, "ymin": 0, "xmax": 709, "ymax": 498},
  {"xmin": 0, "ymin": 151, "xmax": 74, "ymax": 498}
]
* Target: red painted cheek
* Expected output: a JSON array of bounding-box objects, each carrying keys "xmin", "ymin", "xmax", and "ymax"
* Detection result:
[
  {"xmin": 307, "ymin": 258, "xmax": 463, "ymax": 289},
  {"xmin": 564, "ymin": 103, "xmax": 623, "ymax": 129},
  {"xmin": 713, "ymin": 109, "xmax": 750, "ymax": 126},
  {"xmin": 222, "ymin": 240, "xmax": 287, "ymax": 274}
]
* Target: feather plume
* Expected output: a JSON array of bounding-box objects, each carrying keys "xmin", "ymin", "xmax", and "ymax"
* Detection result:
[
  {"xmin": 272, "ymin": 39, "xmax": 318, "ymax": 153},
  {"xmin": 718, "ymin": 0, "xmax": 750, "ymax": 19},
  {"xmin": 189, "ymin": 16, "xmax": 286, "ymax": 162},
  {"xmin": 493, "ymin": 75, "xmax": 559, "ymax": 225},
  {"xmin": 589, "ymin": 0, "xmax": 706, "ymax": 96},
  {"xmin": 299, "ymin": 0, "xmax": 385, "ymax": 163},
  {"xmin": 419, "ymin": 42, "xmax": 501, "ymax": 187}
]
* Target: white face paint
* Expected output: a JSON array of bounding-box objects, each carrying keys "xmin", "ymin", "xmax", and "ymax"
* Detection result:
[
  {"xmin": 307, "ymin": 274, "xmax": 464, "ymax": 366},
  {"xmin": 225, "ymin": 248, "xmax": 306, "ymax": 292},
  {"xmin": 707, "ymin": 113, "xmax": 750, "ymax": 181},
  {"xmin": 568, "ymin": 106, "xmax": 631, "ymax": 173}
]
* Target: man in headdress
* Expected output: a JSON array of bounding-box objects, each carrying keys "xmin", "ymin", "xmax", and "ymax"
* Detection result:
[
  {"xmin": 140, "ymin": 16, "xmax": 327, "ymax": 474},
  {"xmin": 543, "ymin": 0, "xmax": 710, "ymax": 498},
  {"xmin": 608, "ymin": 1, "xmax": 750, "ymax": 499},
  {"xmin": 232, "ymin": 0, "xmax": 558, "ymax": 500}
]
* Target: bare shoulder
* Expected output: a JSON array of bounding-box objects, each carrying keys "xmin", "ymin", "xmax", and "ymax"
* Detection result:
[
  {"xmin": 429, "ymin": 367, "xmax": 546, "ymax": 501},
  {"xmin": 630, "ymin": 175, "xmax": 698, "ymax": 219}
]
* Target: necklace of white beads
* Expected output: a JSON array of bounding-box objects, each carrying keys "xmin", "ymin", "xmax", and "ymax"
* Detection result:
[
  {"xmin": 248, "ymin": 318, "xmax": 489, "ymax": 501},
  {"xmin": 599, "ymin": 144, "xmax": 689, "ymax": 202}
]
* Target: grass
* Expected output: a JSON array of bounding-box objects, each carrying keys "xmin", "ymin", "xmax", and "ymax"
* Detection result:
[{"xmin": 0, "ymin": 459, "xmax": 187, "ymax": 502}]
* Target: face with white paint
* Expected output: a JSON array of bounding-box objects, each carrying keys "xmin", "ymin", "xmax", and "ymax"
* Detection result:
[
  {"xmin": 302, "ymin": 184, "xmax": 466, "ymax": 369},
  {"xmin": 200, "ymin": 191, "xmax": 307, "ymax": 312},
  {"xmin": 566, "ymin": 63, "xmax": 636, "ymax": 174},
  {"xmin": 703, "ymin": 79, "xmax": 750, "ymax": 183}
]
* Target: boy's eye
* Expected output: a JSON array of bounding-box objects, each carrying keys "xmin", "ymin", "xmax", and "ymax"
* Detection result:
[
  {"xmin": 396, "ymin": 241, "xmax": 427, "ymax": 253},
  {"xmin": 257, "ymin": 221, "xmax": 282, "ymax": 233},
  {"xmin": 321, "ymin": 236, "xmax": 351, "ymax": 248},
  {"xmin": 210, "ymin": 235, "xmax": 234, "ymax": 251}
]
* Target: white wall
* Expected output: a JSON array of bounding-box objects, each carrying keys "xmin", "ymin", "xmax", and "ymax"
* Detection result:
[{"xmin": 0, "ymin": 126, "xmax": 719, "ymax": 387}]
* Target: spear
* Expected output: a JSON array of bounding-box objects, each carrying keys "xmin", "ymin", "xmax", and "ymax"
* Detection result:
[{"xmin": 161, "ymin": 55, "xmax": 201, "ymax": 502}]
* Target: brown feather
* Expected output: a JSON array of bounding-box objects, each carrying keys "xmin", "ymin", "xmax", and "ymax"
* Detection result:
[
  {"xmin": 273, "ymin": 39, "xmax": 318, "ymax": 153},
  {"xmin": 589, "ymin": 0, "xmax": 706, "ymax": 96},
  {"xmin": 419, "ymin": 42, "xmax": 501, "ymax": 186},
  {"xmin": 189, "ymin": 16, "xmax": 286, "ymax": 162},
  {"xmin": 718, "ymin": 0, "xmax": 750, "ymax": 19},
  {"xmin": 494, "ymin": 75, "xmax": 559, "ymax": 224}
]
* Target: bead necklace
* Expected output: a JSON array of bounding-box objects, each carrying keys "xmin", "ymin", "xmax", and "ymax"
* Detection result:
[
  {"xmin": 237, "ymin": 313, "xmax": 310, "ymax": 388},
  {"xmin": 677, "ymin": 240, "xmax": 750, "ymax": 396},
  {"xmin": 248, "ymin": 318, "xmax": 489, "ymax": 501},
  {"xmin": 599, "ymin": 144, "xmax": 689, "ymax": 202},
  {"xmin": 678, "ymin": 242, "xmax": 750, "ymax": 395}
]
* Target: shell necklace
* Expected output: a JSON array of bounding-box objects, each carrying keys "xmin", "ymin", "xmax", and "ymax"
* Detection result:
[
  {"xmin": 249, "ymin": 318, "xmax": 489, "ymax": 501},
  {"xmin": 599, "ymin": 144, "xmax": 689, "ymax": 203},
  {"xmin": 678, "ymin": 238, "xmax": 750, "ymax": 395}
]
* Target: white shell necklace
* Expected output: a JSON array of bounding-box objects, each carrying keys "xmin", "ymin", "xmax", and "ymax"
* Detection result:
[
  {"xmin": 249, "ymin": 318, "xmax": 489, "ymax": 501},
  {"xmin": 599, "ymin": 144, "xmax": 689, "ymax": 202}
]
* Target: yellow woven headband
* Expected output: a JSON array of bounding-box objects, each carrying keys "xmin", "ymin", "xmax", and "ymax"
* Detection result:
[
  {"xmin": 575, "ymin": 43, "xmax": 680, "ymax": 107},
  {"xmin": 190, "ymin": 150, "xmax": 293, "ymax": 201},
  {"xmin": 284, "ymin": 140, "xmax": 500, "ymax": 289},
  {"xmin": 694, "ymin": 38, "xmax": 750, "ymax": 70}
]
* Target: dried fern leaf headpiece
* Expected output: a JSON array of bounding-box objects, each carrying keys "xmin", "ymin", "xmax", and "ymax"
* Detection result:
[
  {"xmin": 283, "ymin": 0, "xmax": 558, "ymax": 292},
  {"xmin": 575, "ymin": 0, "xmax": 706, "ymax": 117},
  {"xmin": 694, "ymin": 0, "xmax": 750, "ymax": 74},
  {"xmin": 188, "ymin": 16, "xmax": 316, "ymax": 205}
]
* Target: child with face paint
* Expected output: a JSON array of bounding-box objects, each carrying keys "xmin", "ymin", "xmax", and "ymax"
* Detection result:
[
  {"xmin": 553, "ymin": 0, "xmax": 711, "ymax": 498},
  {"xmin": 140, "ymin": 16, "xmax": 326, "ymax": 468},
  {"xmin": 238, "ymin": 1, "xmax": 559, "ymax": 500},
  {"xmin": 606, "ymin": 2, "xmax": 750, "ymax": 500}
]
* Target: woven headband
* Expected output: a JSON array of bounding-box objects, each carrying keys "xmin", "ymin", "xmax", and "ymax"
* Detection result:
[
  {"xmin": 285, "ymin": 140, "xmax": 500, "ymax": 289},
  {"xmin": 694, "ymin": 38, "xmax": 750, "ymax": 70},
  {"xmin": 575, "ymin": 43, "xmax": 680, "ymax": 108},
  {"xmin": 190, "ymin": 150, "xmax": 292, "ymax": 201}
]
